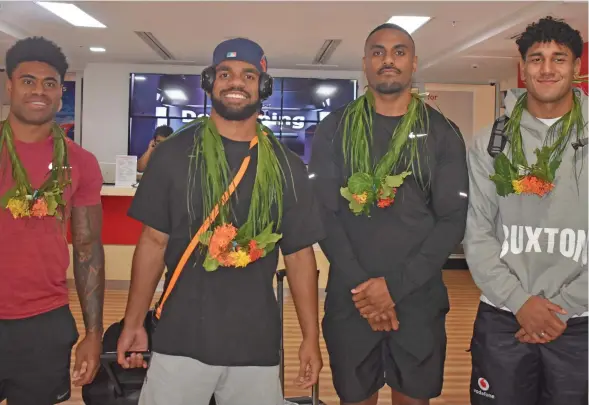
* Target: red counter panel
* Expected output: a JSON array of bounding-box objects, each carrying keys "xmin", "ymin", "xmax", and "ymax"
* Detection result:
[{"xmin": 67, "ymin": 196, "xmax": 143, "ymax": 245}]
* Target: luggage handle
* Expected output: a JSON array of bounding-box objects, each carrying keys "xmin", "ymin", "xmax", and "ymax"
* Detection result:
[
  {"xmin": 276, "ymin": 269, "xmax": 320, "ymax": 405},
  {"xmin": 99, "ymin": 351, "xmax": 152, "ymax": 397}
]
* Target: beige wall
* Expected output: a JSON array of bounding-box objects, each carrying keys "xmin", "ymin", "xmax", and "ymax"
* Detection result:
[
  {"xmin": 424, "ymin": 83, "xmax": 496, "ymax": 147},
  {"xmin": 500, "ymin": 74, "xmax": 519, "ymax": 92}
]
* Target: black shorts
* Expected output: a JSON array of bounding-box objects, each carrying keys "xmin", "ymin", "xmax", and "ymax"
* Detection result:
[
  {"xmin": 322, "ymin": 293, "xmax": 448, "ymax": 403},
  {"xmin": 0, "ymin": 305, "xmax": 79, "ymax": 405},
  {"xmin": 470, "ymin": 302, "xmax": 588, "ymax": 405}
]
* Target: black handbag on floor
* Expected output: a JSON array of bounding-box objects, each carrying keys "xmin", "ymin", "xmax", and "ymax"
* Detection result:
[{"xmin": 81, "ymin": 311, "xmax": 157, "ymax": 405}]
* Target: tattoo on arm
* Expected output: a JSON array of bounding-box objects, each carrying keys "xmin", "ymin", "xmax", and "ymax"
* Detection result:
[{"xmin": 71, "ymin": 204, "xmax": 105, "ymax": 335}]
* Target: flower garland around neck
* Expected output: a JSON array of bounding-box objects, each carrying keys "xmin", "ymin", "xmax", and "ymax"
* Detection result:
[
  {"xmin": 489, "ymin": 89, "xmax": 587, "ymax": 198},
  {"xmin": 0, "ymin": 120, "xmax": 70, "ymax": 219},
  {"xmin": 339, "ymin": 89, "xmax": 430, "ymax": 216},
  {"xmin": 185, "ymin": 117, "xmax": 292, "ymax": 271}
]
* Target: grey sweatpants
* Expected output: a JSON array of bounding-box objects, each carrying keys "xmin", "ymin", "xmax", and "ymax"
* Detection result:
[{"xmin": 138, "ymin": 352, "xmax": 283, "ymax": 405}]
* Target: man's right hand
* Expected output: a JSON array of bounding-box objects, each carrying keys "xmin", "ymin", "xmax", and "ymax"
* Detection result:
[
  {"xmin": 117, "ymin": 326, "xmax": 149, "ymax": 369},
  {"xmin": 515, "ymin": 296, "xmax": 567, "ymax": 343}
]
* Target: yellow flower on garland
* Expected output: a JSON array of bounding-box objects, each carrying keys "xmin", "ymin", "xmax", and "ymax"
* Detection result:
[
  {"xmin": 352, "ymin": 192, "xmax": 368, "ymax": 204},
  {"xmin": 512, "ymin": 179, "xmax": 524, "ymax": 195},
  {"xmin": 7, "ymin": 198, "xmax": 30, "ymax": 218},
  {"xmin": 230, "ymin": 250, "xmax": 251, "ymax": 268}
]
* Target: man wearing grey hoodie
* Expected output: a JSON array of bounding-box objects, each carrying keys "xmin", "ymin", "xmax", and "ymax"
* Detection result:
[{"xmin": 464, "ymin": 16, "xmax": 587, "ymax": 405}]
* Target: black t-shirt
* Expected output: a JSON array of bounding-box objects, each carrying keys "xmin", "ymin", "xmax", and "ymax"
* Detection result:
[
  {"xmin": 128, "ymin": 123, "xmax": 325, "ymax": 366},
  {"xmin": 309, "ymin": 103, "xmax": 469, "ymax": 325}
]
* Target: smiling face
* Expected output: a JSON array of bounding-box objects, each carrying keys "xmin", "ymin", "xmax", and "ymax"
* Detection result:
[
  {"xmin": 7, "ymin": 61, "xmax": 62, "ymax": 126},
  {"xmin": 210, "ymin": 60, "xmax": 261, "ymax": 121},
  {"xmin": 363, "ymin": 28, "xmax": 417, "ymax": 95},
  {"xmin": 520, "ymin": 40, "xmax": 581, "ymax": 104}
]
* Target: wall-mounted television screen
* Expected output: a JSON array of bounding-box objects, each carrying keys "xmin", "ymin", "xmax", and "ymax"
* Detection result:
[{"xmin": 128, "ymin": 73, "xmax": 358, "ymax": 164}]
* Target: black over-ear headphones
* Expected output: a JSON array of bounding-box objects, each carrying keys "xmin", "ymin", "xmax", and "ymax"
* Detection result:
[{"xmin": 201, "ymin": 65, "xmax": 273, "ymax": 100}]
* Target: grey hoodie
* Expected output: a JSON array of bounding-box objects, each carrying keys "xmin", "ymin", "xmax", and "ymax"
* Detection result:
[{"xmin": 463, "ymin": 88, "xmax": 588, "ymax": 322}]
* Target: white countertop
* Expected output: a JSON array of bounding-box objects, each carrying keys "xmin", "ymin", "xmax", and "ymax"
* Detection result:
[{"xmin": 101, "ymin": 185, "xmax": 136, "ymax": 197}]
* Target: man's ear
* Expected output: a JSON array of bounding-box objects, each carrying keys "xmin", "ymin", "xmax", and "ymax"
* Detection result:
[
  {"xmin": 519, "ymin": 58, "xmax": 526, "ymax": 84},
  {"xmin": 573, "ymin": 57, "xmax": 581, "ymax": 78}
]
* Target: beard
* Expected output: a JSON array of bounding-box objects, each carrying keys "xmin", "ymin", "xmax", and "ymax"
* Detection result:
[
  {"xmin": 375, "ymin": 81, "xmax": 406, "ymax": 95},
  {"xmin": 211, "ymin": 92, "xmax": 261, "ymax": 121}
]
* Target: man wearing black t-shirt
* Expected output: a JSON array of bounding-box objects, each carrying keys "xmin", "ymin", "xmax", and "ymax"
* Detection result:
[
  {"xmin": 308, "ymin": 24, "xmax": 468, "ymax": 405},
  {"xmin": 116, "ymin": 38, "xmax": 324, "ymax": 405}
]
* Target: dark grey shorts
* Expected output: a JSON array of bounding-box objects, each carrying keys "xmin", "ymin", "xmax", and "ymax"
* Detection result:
[{"xmin": 322, "ymin": 305, "xmax": 447, "ymax": 403}]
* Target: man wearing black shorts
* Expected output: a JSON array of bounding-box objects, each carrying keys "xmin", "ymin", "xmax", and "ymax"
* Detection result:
[
  {"xmin": 464, "ymin": 16, "xmax": 587, "ymax": 405},
  {"xmin": 308, "ymin": 24, "xmax": 468, "ymax": 405}
]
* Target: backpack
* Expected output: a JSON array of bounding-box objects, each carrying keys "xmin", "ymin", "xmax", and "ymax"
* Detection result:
[{"xmin": 487, "ymin": 115, "xmax": 509, "ymax": 158}]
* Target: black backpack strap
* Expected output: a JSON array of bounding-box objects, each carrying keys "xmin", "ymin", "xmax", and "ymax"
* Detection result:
[{"xmin": 487, "ymin": 115, "xmax": 509, "ymax": 158}]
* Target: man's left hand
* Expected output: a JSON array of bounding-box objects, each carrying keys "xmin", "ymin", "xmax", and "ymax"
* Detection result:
[
  {"xmin": 72, "ymin": 332, "xmax": 102, "ymax": 386},
  {"xmin": 352, "ymin": 277, "xmax": 395, "ymax": 317},
  {"xmin": 515, "ymin": 325, "xmax": 565, "ymax": 344},
  {"xmin": 295, "ymin": 338, "xmax": 322, "ymax": 389}
]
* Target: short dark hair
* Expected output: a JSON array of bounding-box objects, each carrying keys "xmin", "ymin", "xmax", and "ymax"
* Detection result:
[
  {"xmin": 5, "ymin": 36, "xmax": 69, "ymax": 82},
  {"xmin": 516, "ymin": 16, "xmax": 584, "ymax": 60},
  {"xmin": 366, "ymin": 23, "xmax": 415, "ymax": 46},
  {"xmin": 154, "ymin": 125, "xmax": 173, "ymax": 138}
]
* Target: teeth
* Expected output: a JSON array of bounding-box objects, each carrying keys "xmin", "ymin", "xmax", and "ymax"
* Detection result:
[
  {"xmin": 225, "ymin": 93, "xmax": 246, "ymax": 99},
  {"xmin": 32, "ymin": 102, "xmax": 46, "ymax": 106}
]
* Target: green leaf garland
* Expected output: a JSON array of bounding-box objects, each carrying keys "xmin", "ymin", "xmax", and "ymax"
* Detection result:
[
  {"xmin": 186, "ymin": 117, "xmax": 292, "ymax": 271},
  {"xmin": 339, "ymin": 90, "xmax": 429, "ymax": 216},
  {"xmin": 490, "ymin": 90, "xmax": 587, "ymax": 198},
  {"xmin": 0, "ymin": 120, "xmax": 70, "ymax": 219}
]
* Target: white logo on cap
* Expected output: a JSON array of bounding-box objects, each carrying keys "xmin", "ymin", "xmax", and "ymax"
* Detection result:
[{"xmin": 227, "ymin": 52, "xmax": 237, "ymax": 58}]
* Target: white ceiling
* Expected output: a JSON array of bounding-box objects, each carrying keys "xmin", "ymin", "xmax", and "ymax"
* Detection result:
[{"xmin": 0, "ymin": 1, "xmax": 586, "ymax": 84}]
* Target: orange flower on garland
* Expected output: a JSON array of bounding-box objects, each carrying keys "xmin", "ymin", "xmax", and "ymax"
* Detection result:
[
  {"xmin": 208, "ymin": 224, "xmax": 238, "ymax": 259},
  {"xmin": 512, "ymin": 176, "xmax": 554, "ymax": 197},
  {"xmin": 31, "ymin": 198, "xmax": 49, "ymax": 217},
  {"xmin": 200, "ymin": 222, "xmax": 282, "ymax": 272}
]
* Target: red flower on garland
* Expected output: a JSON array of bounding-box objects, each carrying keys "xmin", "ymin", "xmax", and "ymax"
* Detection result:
[
  {"xmin": 377, "ymin": 187, "xmax": 397, "ymax": 208},
  {"xmin": 248, "ymin": 240, "xmax": 264, "ymax": 261},
  {"xmin": 377, "ymin": 197, "xmax": 395, "ymax": 208}
]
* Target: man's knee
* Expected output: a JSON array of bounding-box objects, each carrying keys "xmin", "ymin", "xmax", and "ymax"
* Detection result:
[
  {"xmin": 215, "ymin": 365, "xmax": 282, "ymax": 405},
  {"xmin": 340, "ymin": 391, "xmax": 378, "ymax": 405},
  {"xmin": 391, "ymin": 388, "xmax": 429, "ymax": 405}
]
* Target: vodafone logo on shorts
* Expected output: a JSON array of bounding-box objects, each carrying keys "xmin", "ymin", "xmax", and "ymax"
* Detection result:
[
  {"xmin": 473, "ymin": 376, "xmax": 495, "ymax": 399},
  {"xmin": 478, "ymin": 378, "xmax": 490, "ymax": 391}
]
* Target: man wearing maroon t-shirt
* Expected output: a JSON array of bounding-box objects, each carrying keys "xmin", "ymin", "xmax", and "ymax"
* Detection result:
[{"xmin": 0, "ymin": 37, "xmax": 105, "ymax": 405}]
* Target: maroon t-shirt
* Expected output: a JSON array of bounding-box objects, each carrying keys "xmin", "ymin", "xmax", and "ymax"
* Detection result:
[{"xmin": 0, "ymin": 135, "xmax": 103, "ymax": 319}]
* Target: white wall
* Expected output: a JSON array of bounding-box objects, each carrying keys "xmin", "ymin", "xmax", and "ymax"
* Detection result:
[{"xmin": 81, "ymin": 62, "xmax": 364, "ymax": 164}]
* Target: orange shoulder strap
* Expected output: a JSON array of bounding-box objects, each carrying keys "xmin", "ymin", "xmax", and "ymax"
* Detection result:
[{"xmin": 155, "ymin": 136, "xmax": 259, "ymax": 319}]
